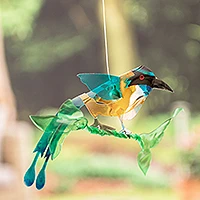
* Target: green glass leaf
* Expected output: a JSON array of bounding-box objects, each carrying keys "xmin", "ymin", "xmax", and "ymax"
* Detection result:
[
  {"xmin": 137, "ymin": 149, "xmax": 152, "ymax": 175},
  {"xmin": 30, "ymin": 115, "xmax": 55, "ymax": 131},
  {"xmin": 49, "ymin": 124, "xmax": 69, "ymax": 159},
  {"xmin": 51, "ymin": 133, "xmax": 68, "ymax": 159},
  {"xmin": 148, "ymin": 120, "xmax": 170, "ymax": 148},
  {"xmin": 58, "ymin": 99, "xmax": 83, "ymax": 119},
  {"xmin": 33, "ymin": 117, "xmax": 59, "ymax": 154},
  {"xmin": 49, "ymin": 118, "xmax": 87, "ymax": 160},
  {"xmin": 49, "ymin": 118, "xmax": 88, "ymax": 159},
  {"xmin": 33, "ymin": 101, "xmax": 87, "ymax": 158},
  {"xmin": 140, "ymin": 108, "xmax": 183, "ymax": 149},
  {"xmin": 172, "ymin": 107, "xmax": 184, "ymax": 118}
]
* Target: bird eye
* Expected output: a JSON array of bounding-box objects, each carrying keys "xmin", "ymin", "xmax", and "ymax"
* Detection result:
[{"xmin": 139, "ymin": 75, "xmax": 145, "ymax": 80}]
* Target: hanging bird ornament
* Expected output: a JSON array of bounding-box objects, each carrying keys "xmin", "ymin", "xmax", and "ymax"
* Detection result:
[
  {"xmin": 24, "ymin": 0, "xmax": 182, "ymax": 190},
  {"xmin": 24, "ymin": 65, "xmax": 182, "ymax": 190}
]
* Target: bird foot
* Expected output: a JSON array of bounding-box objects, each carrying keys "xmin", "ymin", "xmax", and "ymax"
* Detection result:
[
  {"xmin": 120, "ymin": 128, "xmax": 132, "ymax": 139},
  {"xmin": 91, "ymin": 118, "xmax": 115, "ymax": 134}
]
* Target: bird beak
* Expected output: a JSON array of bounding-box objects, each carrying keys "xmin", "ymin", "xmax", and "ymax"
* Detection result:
[{"xmin": 153, "ymin": 78, "xmax": 174, "ymax": 93}]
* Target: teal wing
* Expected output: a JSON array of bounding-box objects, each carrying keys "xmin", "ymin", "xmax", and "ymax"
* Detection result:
[{"xmin": 77, "ymin": 73, "xmax": 122, "ymax": 100}]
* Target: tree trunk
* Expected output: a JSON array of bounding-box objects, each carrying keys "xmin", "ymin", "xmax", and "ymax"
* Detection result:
[
  {"xmin": 0, "ymin": 18, "xmax": 16, "ymax": 162},
  {"xmin": 0, "ymin": 19, "xmax": 16, "ymax": 122}
]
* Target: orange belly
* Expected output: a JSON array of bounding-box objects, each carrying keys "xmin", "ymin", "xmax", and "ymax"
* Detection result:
[{"xmin": 80, "ymin": 86, "xmax": 136, "ymax": 118}]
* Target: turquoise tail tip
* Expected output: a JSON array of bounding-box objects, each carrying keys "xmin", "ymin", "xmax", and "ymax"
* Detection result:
[
  {"xmin": 24, "ymin": 152, "xmax": 40, "ymax": 187},
  {"xmin": 36, "ymin": 156, "xmax": 49, "ymax": 190},
  {"xmin": 36, "ymin": 168, "xmax": 46, "ymax": 190},
  {"xmin": 24, "ymin": 164, "xmax": 36, "ymax": 187}
]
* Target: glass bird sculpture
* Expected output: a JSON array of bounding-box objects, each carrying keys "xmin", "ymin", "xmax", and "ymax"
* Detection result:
[{"xmin": 24, "ymin": 65, "xmax": 181, "ymax": 190}]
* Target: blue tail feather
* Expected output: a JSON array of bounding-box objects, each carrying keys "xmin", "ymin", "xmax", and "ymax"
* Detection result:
[
  {"xmin": 36, "ymin": 155, "xmax": 49, "ymax": 190},
  {"xmin": 24, "ymin": 152, "xmax": 40, "ymax": 187}
]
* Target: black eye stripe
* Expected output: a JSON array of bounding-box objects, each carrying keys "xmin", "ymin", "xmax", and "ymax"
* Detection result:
[
  {"xmin": 127, "ymin": 72, "xmax": 154, "ymax": 87},
  {"xmin": 129, "ymin": 72, "xmax": 153, "ymax": 81}
]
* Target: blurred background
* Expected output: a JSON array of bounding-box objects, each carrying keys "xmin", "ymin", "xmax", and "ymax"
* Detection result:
[{"xmin": 0, "ymin": 0, "xmax": 200, "ymax": 199}]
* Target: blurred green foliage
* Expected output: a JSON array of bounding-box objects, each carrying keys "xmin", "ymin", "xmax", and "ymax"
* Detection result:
[
  {"xmin": 1, "ymin": 0, "xmax": 43, "ymax": 39},
  {"xmin": 41, "ymin": 187, "xmax": 178, "ymax": 200},
  {"xmin": 20, "ymin": 35, "xmax": 88, "ymax": 72},
  {"xmin": 49, "ymin": 154, "xmax": 169, "ymax": 188},
  {"xmin": 124, "ymin": 0, "xmax": 200, "ymax": 112},
  {"xmin": 181, "ymin": 145, "xmax": 200, "ymax": 179}
]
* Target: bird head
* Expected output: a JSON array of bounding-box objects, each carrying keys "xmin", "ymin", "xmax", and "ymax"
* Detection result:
[{"xmin": 124, "ymin": 65, "xmax": 173, "ymax": 93}]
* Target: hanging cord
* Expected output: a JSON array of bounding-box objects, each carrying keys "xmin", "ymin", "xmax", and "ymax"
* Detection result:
[{"xmin": 102, "ymin": 0, "xmax": 110, "ymax": 76}]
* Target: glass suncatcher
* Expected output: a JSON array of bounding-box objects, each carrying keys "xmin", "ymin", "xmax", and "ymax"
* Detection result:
[
  {"xmin": 24, "ymin": 66, "xmax": 182, "ymax": 190},
  {"xmin": 24, "ymin": 0, "xmax": 181, "ymax": 191}
]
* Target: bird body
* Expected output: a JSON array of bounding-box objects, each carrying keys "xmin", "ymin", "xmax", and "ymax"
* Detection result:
[{"xmin": 75, "ymin": 65, "xmax": 172, "ymax": 133}]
